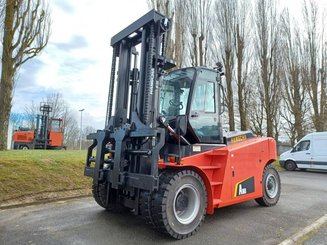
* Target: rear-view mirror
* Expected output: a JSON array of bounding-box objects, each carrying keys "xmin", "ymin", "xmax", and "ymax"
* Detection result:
[{"xmin": 175, "ymin": 115, "xmax": 187, "ymax": 136}]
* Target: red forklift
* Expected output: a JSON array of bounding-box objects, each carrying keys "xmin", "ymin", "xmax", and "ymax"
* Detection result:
[
  {"xmin": 84, "ymin": 10, "xmax": 281, "ymax": 239},
  {"xmin": 13, "ymin": 103, "xmax": 66, "ymax": 150}
]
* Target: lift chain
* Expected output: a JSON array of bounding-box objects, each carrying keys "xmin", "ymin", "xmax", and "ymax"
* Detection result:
[
  {"xmin": 106, "ymin": 45, "xmax": 119, "ymax": 127},
  {"xmin": 143, "ymin": 23, "xmax": 155, "ymax": 125}
]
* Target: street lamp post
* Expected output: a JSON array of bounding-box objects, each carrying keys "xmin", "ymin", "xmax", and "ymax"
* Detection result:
[{"xmin": 79, "ymin": 109, "xmax": 85, "ymax": 150}]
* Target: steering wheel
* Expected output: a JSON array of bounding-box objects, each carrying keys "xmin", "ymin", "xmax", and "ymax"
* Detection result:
[{"xmin": 169, "ymin": 100, "xmax": 183, "ymax": 110}]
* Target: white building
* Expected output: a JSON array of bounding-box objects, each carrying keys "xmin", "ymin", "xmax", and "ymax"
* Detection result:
[{"xmin": 7, "ymin": 122, "xmax": 13, "ymax": 149}]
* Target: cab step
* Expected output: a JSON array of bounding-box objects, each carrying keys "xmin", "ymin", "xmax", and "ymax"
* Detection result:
[
  {"xmin": 213, "ymin": 199, "xmax": 222, "ymax": 205},
  {"xmin": 205, "ymin": 150, "xmax": 228, "ymax": 156},
  {"xmin": 211, "ymin": 181, "xmax": 223, "ymax": 186},
  {"xmin": 199, "ymin": 164, "xmax": 222, "ymax": 170}
]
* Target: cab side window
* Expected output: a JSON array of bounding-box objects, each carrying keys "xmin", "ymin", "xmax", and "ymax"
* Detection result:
[
  {"xmin": 51, "ymin": 120, "xmax": 63, "ymax": 132},
  {"xmin": 189, "ymin": 70, "xmax": 219, "ymax": 143},
  {"xmin": 292, "ymin": 140, "xmax": 310, "ymax": 152},
  {"xmin": 192, "ymin": 81, "xmax": 215, "ymax": 112}
]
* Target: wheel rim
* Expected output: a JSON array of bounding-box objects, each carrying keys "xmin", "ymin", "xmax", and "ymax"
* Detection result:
[
  {"xmin": 286, "ymin": 162, "xmax": 293, "ymax": 169},
  {"xmin": 266, "ymin": 173, "xmax": 278, "ymax": 198},
  {"xmin": 173, "ymin": 184, "xmax": 200, "ymax": 225}
]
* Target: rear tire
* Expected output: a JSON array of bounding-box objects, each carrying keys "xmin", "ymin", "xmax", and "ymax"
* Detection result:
[
  {"xmin": 92, "ymin": 182, "xmax": 127, "ymax": 212},
  {"xmin": 255, "ymin": 165, "xmax": 281, "ymax": 207},
  {"xmin": 150, "ymin": 170, "xmax": 207, "ymax": 239},
  {"xmin": 20, "ymin": 145, "xmax": 29, "ymax": 150},
  {"xmin": 284, "ymin": 160, "xmax": 297, "ymax": 171}
]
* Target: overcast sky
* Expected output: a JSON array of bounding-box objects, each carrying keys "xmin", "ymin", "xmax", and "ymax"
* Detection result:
[
  {"xmin": 11, "ymin": 0, "xmax": 148, "ymax": 129},
  {"xmin": 10, "ymin": 0, "xmax": 327, "ymax": 130}
]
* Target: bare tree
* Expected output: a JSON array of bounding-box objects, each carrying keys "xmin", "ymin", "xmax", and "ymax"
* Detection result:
[
  {"xmin": 280, "ymin": 10, "xmax": 309, "ymax": 142},
  {"xmin": 188, "ymin": 2, "xmax": 199, "ymax": 67},
  {"xmin": 254, "ymin": 0, "xmax": 281, "ymax": 137},
  {"xmin": 0, "ymin": 0, "xmax": 50, "ymax": 150},
  {"xmin": 197, "ymin": 0, "xmax": 212, "ymax": 66},
  {"xmin": 302, "ymin": 0, "xmax": 327, "ymax": 131},
  {"xmin": 186, "ymin": 0, "xmax": 212, "ymax": 67},
  {"xmin": 9, "ymin": 112, "xmax": 24, "ymax": 130},
  {"xmin": 64, "ymin": 120, "xmax": 79, "ymax": 149},
  {"xmin": 46, "ymin": 93, "xmax": 67, "ymax": 118},
  {"xmin": 24, "ymin": 100, "xmax": 39, "ymax": 129},
  {"xmin": 248, "ymin": 77, "xmax": 265, "ymax": 135},
  {"xmin": 81, "ymin": 125, "xmax": 96, "ymax": 150},
  {"xmin": 149, "ymin": 0, "xmax": 212, "ymax": 69},
  {"xmin": 281, "ymin": 110, "xmax": 297, "ymax": 145},
  {"xmin": 234, "ymin": 0, "xmax": 252, "ymax": 131},
  {"xmin": 213, "ymin": 0, "xmax": 236, "ymax": 131},
  {"xmin": 321, "ymin": 39, "xmax": 327, "ymax": 130},
  {"xmin": 149, "ymin": 0, "xmax": 187, "ymax": 68},
  {"xmin": 173, "ymin": 0, "xmax": 188, "ymax": 68}
]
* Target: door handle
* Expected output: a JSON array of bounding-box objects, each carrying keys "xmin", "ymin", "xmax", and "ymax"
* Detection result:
[
  {"xmin": 306, "ymin": 153, "xmax": 310, "ymax": 155},
  {"xmin": 191, "ymin": 113, "xmax": 199, "ymax": 118}
]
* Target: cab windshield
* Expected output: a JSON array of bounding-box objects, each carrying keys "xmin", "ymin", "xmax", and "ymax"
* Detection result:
[{"xmin": 160, "ymin": 68, "xmax": 194, "ymax": 117}]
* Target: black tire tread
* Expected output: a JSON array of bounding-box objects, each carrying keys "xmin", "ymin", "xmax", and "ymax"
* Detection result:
[
  {"xmin": 149, "ymin": 169, "xmax": 207, "ymax": 239},
  {"xmin": 255, "ymin": 164, "xmax": 281, "ymax": 207},
  {"xmin": 92, "ymin": 183, "xmax": 107, "ymax": 208},
  {"xmin": 285, "ymin": 160, "xmax": 297, "ymax": 171},
  {"xmin": 92, "ymin": 183, "xmax": 126, "ymax": 212},
  {"xmin": 139, "ymin": 190, "xmax": 156, "ymax": 227}
]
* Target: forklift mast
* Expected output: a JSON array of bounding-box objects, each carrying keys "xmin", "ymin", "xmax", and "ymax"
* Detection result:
[
  {"xmin": 105, "ymin": 10, "xmax": 174, "ymax": 128},
  {"xmin": 35, "ymin": 102, "xmax": 53, "ymax": 148},
  {"xmin": 85, "ymin": 10, "xmax": 174, "ymax": 192}
]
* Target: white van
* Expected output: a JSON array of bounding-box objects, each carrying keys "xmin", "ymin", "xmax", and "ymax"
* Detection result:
[{"xmin": 280, "ymin": 132, "xmax": 327, "ymax": 171}]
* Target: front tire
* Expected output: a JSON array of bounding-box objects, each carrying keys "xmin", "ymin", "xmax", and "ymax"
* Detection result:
[
  {"xmin": 150, "ymin": 170, "xmax": 207, "ymax": 239},
  {"xmin": 284, "ymin": 160, "xmax": 297, "ymax": 171},
  {"xmin": 255, "ymin": 165, "xmax": 281, "ymax": 207},
  {"xmin": 92, "ymin": 182, "xmax": 127, "ymax": 212}
]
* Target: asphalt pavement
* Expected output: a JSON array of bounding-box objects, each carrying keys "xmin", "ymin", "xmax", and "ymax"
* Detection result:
[
  {"xmin": 0, "ymin": 170, "xmax": 326, "ymax": 245},
  {"xmin": 303, "ymin": 224, "xmax": 327, "ymax": 245}
]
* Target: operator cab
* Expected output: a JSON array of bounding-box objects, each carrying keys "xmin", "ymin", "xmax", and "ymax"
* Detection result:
[
  {"xmin": 160, "ymin": 67, "xmax": 223, "ymax": 144},
  {"xmin": 50, "ymin": 118, "xmax": 64, "ymax": 133}
]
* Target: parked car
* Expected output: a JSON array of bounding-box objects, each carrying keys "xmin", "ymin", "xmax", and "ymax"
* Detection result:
[{"xmin": 280, "ymin": 132, "xmax": 327, "ymax": 171}]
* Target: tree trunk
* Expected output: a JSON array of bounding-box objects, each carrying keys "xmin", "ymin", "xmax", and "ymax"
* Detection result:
[
  {"xmin": 199, "ymin": 34, "xmax": 204, "ymax": 66},
  {"xmin": 292, "ymin": 71, "xmax": 304, "ymax": 140},
  {"xmin": 175, "ymin": 21, "xmax": 182, "ymax": 68},
  {"xmin": 0, "ymin": 0, "xmax": 50, "ymax": 150},
  {"xmin": 225, "ymin": 49, "xmax": 235, "ymax": 131},
  {"xmin": 319, "ymin": 48, "xmax": 326, "ymax": 131},
  {"xmin": 236, "ymin": 24, "xmax": 246, "ymax": 130},
  {"xmin": 310, "ymin": 58, "xmax": 321, "ymax": 131},
  {"xmin": 262, "ymin": 56, "xmax": 273, "ymax": 137},
  {"xmin": 0, "ymin": 1, "xmax": 15, "ymax": 150},
  {"xmin": 192, "ymin": 33, "xmax": 198, "ymax": 67}
]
